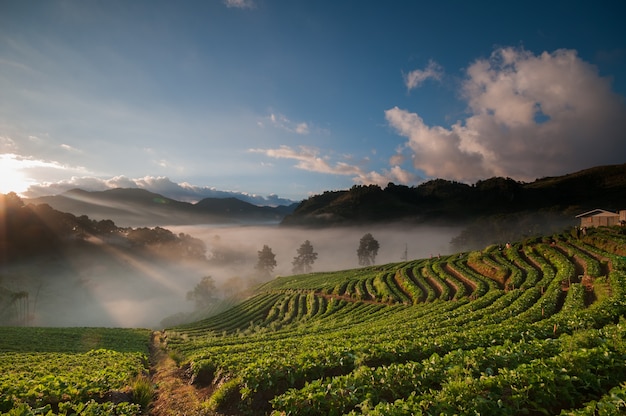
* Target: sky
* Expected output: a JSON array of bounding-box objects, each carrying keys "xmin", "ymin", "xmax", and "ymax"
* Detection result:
[{"xmin": 1, "ymin": 0, "xmax": 625, "ymax": 203}]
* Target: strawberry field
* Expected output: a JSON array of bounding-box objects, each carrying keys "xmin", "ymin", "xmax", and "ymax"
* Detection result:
[
  {"xmin": 2, "ymin": 226, "xmax": 626, "ymax": 415},
  {"xmin": 0, "ymin": 328, "xmax": 151, "ymax": 416},
  {"xmin": 164, "ymin": 226, "xmax": 626, "ymax": 415}
]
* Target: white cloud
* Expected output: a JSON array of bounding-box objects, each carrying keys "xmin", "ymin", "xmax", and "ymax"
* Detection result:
[
  {"xmin": 388, "ymin": 47, "xmax": 626, "ymax": 182},
  {"xmin": 223, "ymin": 0, "xmax": 255, "ymax": 9},
  {"xmin": 23, "ymin": 175, "xmax": 296, "ymax": 206},
  {"xmin": 251, "ymin": 145, "xmax": 341, "ymax": 173},
  {"xmin": 404, "ymin": 60, "xmax": 443, "ymax": 90},
  {"xmin": 60, "ymin": 143, "xmax": 82, "ymax": 153},
  {"xmin": 264, "ymin": 113, "xmax": 310, "ymax": 135},
  {"xmin": 295, "ymin": 122, "xmax": 310, "ymax": 135},
  {"xmin": 0, "ymin": 153, "xmax": 82, "ymax": 194},
  {"xmin": 385, "ymin": 108, "xmax": 489, "ymax": 180},
  {"xmin": 389, "ymin": 154, "xmax": 405, "ymax": 166},
  {"xmin": 355, "ymin": 166, "xmax": 420, "ymax": 187},
  {"xmin": 250, "ymin": 145, "xmax": 419, "ymax": 188}
]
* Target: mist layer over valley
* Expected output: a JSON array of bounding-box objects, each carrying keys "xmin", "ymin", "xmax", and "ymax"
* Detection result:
[
  {"xmin": 168, "ymin": 223, "xmax": 459, "ymax": 279},
  {"xmin": 1, "ymin": 245, "xmax": 209, "ymax": 328},
  {"xmin": 6, "ymin": 162, "xmax": 626, "ymax": 329},
  {"xmin": 1, "ymin": 192, "xmax": 463, "ymax": 328},
  {"xmin": 30, "ymin": 225, "xmax": 456, "ymax": 328}
]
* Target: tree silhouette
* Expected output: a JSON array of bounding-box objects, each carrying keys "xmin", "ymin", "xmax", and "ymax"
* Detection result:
[
  {"xmin": 292, "ymin": 240, "xmax": 318, "ymax": 274},
  {"xmin": 255, "ymin": 245, "xmax": 277, "ymax": 278},
  {"xmin": 186, "ymin": 276, "xmax": 218, "ymax": 310},
  {"xmin": 357, "ymin": 233, "xmax": 379, "ymax": 266}
]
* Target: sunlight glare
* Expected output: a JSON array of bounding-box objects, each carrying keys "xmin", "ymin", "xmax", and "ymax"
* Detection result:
[{"xmin": 0, "ymin": 154, "xmax": 32, "ymax": 195}]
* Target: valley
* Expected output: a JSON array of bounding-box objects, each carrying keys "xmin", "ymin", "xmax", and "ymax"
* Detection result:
[{"xmin": 2, "ymin": 225, "xmax": 625, "ymax": 415}]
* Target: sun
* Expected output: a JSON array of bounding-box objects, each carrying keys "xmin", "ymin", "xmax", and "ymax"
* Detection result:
[{"xmin": 0, "ymin": 154, "xmax": 33, "ymax": 195}]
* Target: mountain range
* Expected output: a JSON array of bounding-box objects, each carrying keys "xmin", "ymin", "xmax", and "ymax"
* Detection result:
[
  {"xmin": 23, "ymin": 163, "xmax": 626, "ymax": 236},
  {"xmin": 26, "ymin": 188, "xmax": 298, "ymax": 227},
  {"xmin": 282, "ymin": 163, "xmax": 626, "ymax": 228}
]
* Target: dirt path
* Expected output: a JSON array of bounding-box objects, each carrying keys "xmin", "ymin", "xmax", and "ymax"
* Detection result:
[{"xmin": 148, "ymin": 332, "xmax": 210, "ymax": 416}]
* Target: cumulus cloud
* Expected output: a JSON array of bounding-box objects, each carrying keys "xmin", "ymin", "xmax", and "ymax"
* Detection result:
[
  {"xmin": 404, "ymin": 60, "xmax": 443, "ymax": 90},
  {"xmin": 250, "ymin": 145, "xmax": 419, "ymax": 187},
  {"xmin": 387, "ymin": 47, "xmax": 626, "ymax": 182},
  {"xmin": 23, "ymin": 175, "xmax": 296, "ymax": 206}
]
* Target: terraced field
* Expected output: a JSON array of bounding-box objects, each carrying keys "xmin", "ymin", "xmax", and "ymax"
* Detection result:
[
  {"xmin": 164, "ymin": 226, "xmax": 626, "ymax": 415},
  {"xmin": 0, "ymin": 327, "xmax": 152, "ymax": 415}
]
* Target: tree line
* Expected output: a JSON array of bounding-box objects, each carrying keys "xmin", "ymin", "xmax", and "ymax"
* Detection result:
[
  {"xmin": 0, "ymin": 192, "xmax": 208, "ymax": 264},
  {"xmin": 187, "ymin": 233, "xmax": 380, "ymax": 311},
  {"xmin": 254, "ymin": 232, "xmax": 380, "ymax": 277}
]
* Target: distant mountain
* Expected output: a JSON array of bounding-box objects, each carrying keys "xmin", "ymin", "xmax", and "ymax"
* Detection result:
[
  {"xmin": 281, "ymin": 163, "xmax": 626, "ymax": 249},
  {"xmin": 0, "ymin": 192, "xmax": 215, "ymax": 327},
  {"xmin": 282, "ymin": 163, "xmax": 626, "ymax": 227},
  {"xmin": 0, "ymin": 192, "xmax": 208, "ymax": 265},
  {"xmin": 26, "ymin": 188, "xmax": 298, "ymax": 227}
]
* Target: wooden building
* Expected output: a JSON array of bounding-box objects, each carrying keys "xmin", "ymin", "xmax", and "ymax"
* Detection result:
[{"xmin": 576, "ymin": 209, "xmax": 624, "ymax": 228}]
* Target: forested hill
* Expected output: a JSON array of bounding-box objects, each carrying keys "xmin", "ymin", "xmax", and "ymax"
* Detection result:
[
  {"xmin": 26, "ymin": 188, "xmax": 297, "ymax": 227},
  {"xmin": 0, "ymin": 192, "xmax": 207, "ymax": 265},
  {"xmin": 281, "ymin": 163, "xmax": 626, "ymax": 229}
]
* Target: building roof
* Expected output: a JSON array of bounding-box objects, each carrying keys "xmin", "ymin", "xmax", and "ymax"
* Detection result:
[{"xmin": 575, "ymin": 209, "xmax": 618, "ymax": 218}]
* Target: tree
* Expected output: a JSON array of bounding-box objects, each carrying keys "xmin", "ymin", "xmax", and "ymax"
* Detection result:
[
  {"xmin": 186, "ymin": 276, "xmax": 218, "ymax": 310},
  {"xmin": 292, "ymin": 240, "xmax": 318, "ymax": 274},
  {"xmin": 357, "ymin": 233, "xmax": 379, "ymax": 266},
  {"xmin": 255, "ymin": 245, "xmax": 277, "ymax": 278}
]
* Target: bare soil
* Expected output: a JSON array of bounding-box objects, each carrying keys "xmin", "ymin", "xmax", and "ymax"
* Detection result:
[{"xmin": 148, "ymin": 332, "xmax": 213, "ymax": 416}]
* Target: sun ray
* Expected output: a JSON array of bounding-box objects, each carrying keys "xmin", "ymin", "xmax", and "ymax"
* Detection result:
[{"xmin": 0, "ymin": 154, "xmax": 32, "ymax": 195}]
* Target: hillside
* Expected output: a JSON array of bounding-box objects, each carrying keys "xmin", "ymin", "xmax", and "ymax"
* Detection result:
[
  {"xmin": 281, "ymin": 163, "xmax": 626, "ymax": 236},
  {"xmin": 2, "ymin": 225, "xmax": 626, "ymax": 414},
  {"xmin": 0, "ymin": 193, "xmax": 211, "ymax": 327},
  {"xmin": 161, "ymin": 225, "xmax": 626, "ymax": 415},
  {"xmin": 0, "ymin": 192, "xmax": 207, "ymax": 266},
  {"xmin": 26, "ymin": 188, "xmax": 297, "ymax": 227}
]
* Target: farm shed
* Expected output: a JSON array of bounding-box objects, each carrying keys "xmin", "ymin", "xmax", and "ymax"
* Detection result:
[{"xmin": 576, "ymin": 209, "xmax": 624, "ymax": 228}]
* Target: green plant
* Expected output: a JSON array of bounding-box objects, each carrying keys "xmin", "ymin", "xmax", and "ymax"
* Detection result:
[
  {"xmin": 131, "ymin": 375, "xmax": 154, "ymax": 412},
  {"xmin": 206, "ymin": 378, "xmax": 241, "ymax": 412}
]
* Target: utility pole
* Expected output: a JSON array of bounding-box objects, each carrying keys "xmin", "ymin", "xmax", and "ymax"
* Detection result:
[{"xmin": 401, "ymin": 243, "xmax": 408, "ymax": 261}]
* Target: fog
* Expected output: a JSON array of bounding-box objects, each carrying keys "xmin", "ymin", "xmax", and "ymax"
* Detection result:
[
  {"xmin": 1, "ymin": 244, "xmax": 209, "ymax": 329},
  {"xmin": 168, "ymin": 223, "xmax": 460, "ymax": 279},
  {"xmin": 1, "ymin": 224, "xmax": 460, "ymax": 329}
]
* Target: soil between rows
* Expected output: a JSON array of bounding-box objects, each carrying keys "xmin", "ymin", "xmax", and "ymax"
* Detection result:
[{"xmin": 148, "ymin": 332, "xmax": 213, "ymax": 416}]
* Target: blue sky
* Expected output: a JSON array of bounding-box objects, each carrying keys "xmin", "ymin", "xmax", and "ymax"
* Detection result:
[{"xmin": 1, "ymin": 0, "xmax": 625, "ymax": 203}]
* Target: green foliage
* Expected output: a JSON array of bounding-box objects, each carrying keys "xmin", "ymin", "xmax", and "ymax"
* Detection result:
[
  {"xmin": 357, "ymin": 233, "xmax": 379, "ymax": 266},
  {"xmin": 205, "ymin": 378, "xmax": 241, "ymax": 412},
  {"xmin": 255, "ymin": 245, "xmax": 277, "ymax": 278},
  {"xmin": 283, "ymin": 163, "xmax": 626, "ymax": 230},
  {"xmin": 2, "ymin": 400, "xmax": 142, "ymax": 416},
  {"xmin": 131, "ymin": 375, "xmax": 154, "ymax": 412},
  {"xmin": 186, "ymin": 276, "xmax": 219, "ymax": 310},
  {"xmin": 0, "ymin": 328, "xmax": 151, "ymax": 353},
  {"xmin": 5, "ymin": 226, "xmax": 626, "ymax": 415},
  {"xmin": 0, "ymin": 193, "xmax": 207, "ymax": 265},
  {"xmin": 163, "ymin": 226, "xmax": 626, "ymax": 415},
  {"xmin": 0, "ymin": 328, "xmax": 150, "ymax": 415},
  {"xmin": 292, "ymin": 240, "xmax": 318, "ymax": 274}
]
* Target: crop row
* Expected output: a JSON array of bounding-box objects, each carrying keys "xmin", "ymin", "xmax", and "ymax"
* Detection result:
[
  {"xmin": 164, "ymin": 226, "xmax": 626, "ymax": 415},
  {"xmin": 0, "ymin": 327, "xmax": 151, "ymax": 353},
  {"xmin": 0, "ymin": 328, "xmax": 151, "ymax": 415}
]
